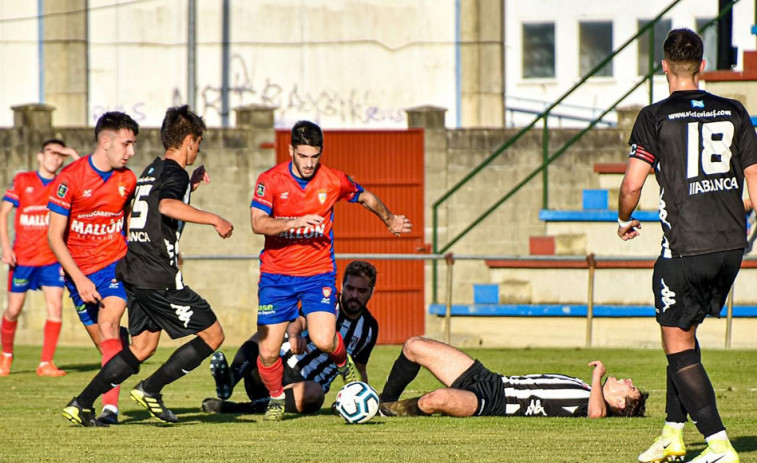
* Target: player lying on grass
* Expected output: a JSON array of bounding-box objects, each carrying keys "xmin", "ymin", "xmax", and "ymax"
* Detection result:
[
  {"xmin": 379, "ymin": 337, "xmax": 647, "ymax": 418},
  {"xmin": 202, "ymin": 260, "xmax": 379, "ymax": 416}
]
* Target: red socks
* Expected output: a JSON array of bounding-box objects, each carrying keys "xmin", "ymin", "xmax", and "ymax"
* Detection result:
[
  {"xmin": 1, "ymin": 317, "xmax": 17, "ymax": 355},
  {"xmin": 101, "ymin": 338, "xmax": 124, "ymax": 408},
  {"xmin": 329, "ymin": 332, "xmax": 347, "ymax": 367},
  {"xmin": 257, "ymin": 356, "xmax": 285, "ymax": 398},
  {"xmin": 40, "ymin": 320, "xmax": 62, "ymax": 363}
]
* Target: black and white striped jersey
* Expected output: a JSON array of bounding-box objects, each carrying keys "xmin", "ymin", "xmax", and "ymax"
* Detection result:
[
  {"xmin": 281, "ymin": 305, "xmax": 379, "ymax": 392},
  {"xmin": 500, "ymin": 374, "xmax": 591, "ymax": 417}
]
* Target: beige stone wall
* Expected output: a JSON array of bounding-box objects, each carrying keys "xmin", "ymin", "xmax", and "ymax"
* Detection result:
[{"xmin": 5, "ymin": 104, "xmax": 754, "ymax": 349}]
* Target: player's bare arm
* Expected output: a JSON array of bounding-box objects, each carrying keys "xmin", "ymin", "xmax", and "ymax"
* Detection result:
[
  {"xmin": 744, "ymin": 165, "xmax": 757, "ymax": 212},
  {"xmin": 357, "ymin": 189, "xmax": 412, "ymax": 236},
  {"xmin": 617, "ymin": 158, "xmax": 649, "ymax": 240},
  {"xmin": 47, "ymin": 212, "xmax": 101, "ymax": 303},
  {"xmin": 587, "ymin": 360, "xmax": 608, "ymax": 419},
  {"xmin": 158, "ymin": 198, "xmax": 233, "ymax": 238},
  {"xmin": 250, "ymin": 206, "xmax": 324, "ymax": 236},
  {"xmin": 0, "ymin": 200, "xmax": 16, "ymax": 265},
  {"xmin": 190, "ymin": 165, "xmax": 210, "ymax": 191},
  {"xmin": 286, "ymin": 316, "xmax": 308, "ymax": 354},
  {"xmin": 56, "ymin": 146, "xmax": 81, "ymax": 161}
]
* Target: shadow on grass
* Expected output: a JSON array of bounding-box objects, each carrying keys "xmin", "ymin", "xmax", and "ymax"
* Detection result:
[
  {"xmin": 121, "ymin": 407, "xmax": 258, "ymax": 425},
  {"xmin": 58, "ymin": 363, "xmax": 102, "ymax": 373},
  {"xmin": 682, "ymin": 435, "xmax": 757, "ymax": 460},
  {"xmin": 121, "ymin": 406, "xmax": 385, "ymax": 426},
  {"xmin": 733, "ymin": 435, "xmax": 757, "ymax": 454}
]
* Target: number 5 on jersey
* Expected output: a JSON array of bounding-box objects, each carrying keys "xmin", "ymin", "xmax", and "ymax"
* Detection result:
[{"xmin": 130, "ymin": 184, "xmax": 153, "ymax": 230}]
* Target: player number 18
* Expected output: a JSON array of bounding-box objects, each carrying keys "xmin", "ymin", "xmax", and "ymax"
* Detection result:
[{"xmin": 686, "ymin": 121, "xmax": 734, "ymax": 178}]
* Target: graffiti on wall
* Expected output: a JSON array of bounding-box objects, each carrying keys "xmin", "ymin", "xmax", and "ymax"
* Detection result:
[
  {"xmin": 191, "ymin": 54, "xmax": 406, "ymax": 126},
  {"xmin": 92, "ymin": 54, "xmax": 407, "ymax": 127},
  {"xmin": 92, "ymin": 103, "xmax": 147, "ymax": 124}
]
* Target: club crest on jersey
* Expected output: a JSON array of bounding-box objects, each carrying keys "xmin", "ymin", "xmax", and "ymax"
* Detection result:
[
  {"xmin": 256, "ymin": 183, "xmax": 265, "ymax": 197},
  {"xmin": 56, "ymin": 183, "xmax": 68, "ymax": 198},
  {"xmin": 318, "ymin": 191, "xmax": 327, "ymax": 204},
  {"xmin": 118, "ymin": 185, "xmax": 126, "ymax": 197},
  {"xmin": 691, "ymin": 100, "xmax": 704, "ymax": 108}
]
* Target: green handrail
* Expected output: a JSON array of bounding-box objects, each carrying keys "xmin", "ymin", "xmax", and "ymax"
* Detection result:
[{"xmin": 431, "ymin": 0, "xmax": 739, "ymax": 302}]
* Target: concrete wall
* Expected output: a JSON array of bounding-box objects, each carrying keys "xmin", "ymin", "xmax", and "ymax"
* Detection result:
[{"xmin": 6, "ymin": 103, "xmax": 755, "ymax": 349}]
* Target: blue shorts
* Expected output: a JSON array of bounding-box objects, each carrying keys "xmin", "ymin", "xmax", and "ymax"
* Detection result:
[
  {"xmin": 66, "ymin": 262, "xmax": 126, "ymax": 326},
  {"xmin": 257, "ymin": 272, "xmax": 337, "ymax": 325},
  {"xmin": 8, "ymin": 263, "xmax": 64, "ymax": 292}
]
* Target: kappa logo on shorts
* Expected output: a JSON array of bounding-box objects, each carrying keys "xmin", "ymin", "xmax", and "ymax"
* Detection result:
[
  {"xmin": 659, "ymin": 278, "xmax": 676, "ymax": 313},
  {"xmin": 109, "ymin": 279, "xmax": 120, "ymax": 289},
  {"xmin": 171, "ymin": 303, "xmax": 194, "ymax": 328},
  {"xmin": 525, "ymin": 399, "xmax": 547, "ymax": 416},
  {"xmin": 56, "ymin": 183, "xmax": 68, "ymax": 198}
]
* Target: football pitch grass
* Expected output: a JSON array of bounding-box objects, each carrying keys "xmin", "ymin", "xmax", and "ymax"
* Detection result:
[{"xmin": 1, "ymin": 344, "xmax": 756, "ymax": 462}]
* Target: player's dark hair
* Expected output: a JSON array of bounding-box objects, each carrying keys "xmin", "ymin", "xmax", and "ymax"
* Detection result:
[
  {"xmin": 161, "ymin": 105, "xmax": 207, "ymax": 150},
  {"xmin": 664, "ymin": 28, "xmax": 703, "ymax": 75},
  {"xmin": 291, "ymin": 120, "xmax": 323, "ymax": 149},
  {"xmin": 343, "ymin": 260, "xmax": 377, "ymax": 289},
  {"xmin": 94, "ymin": 111, "xmax": 139, "ymax": 140},
  {"xmin": 41, "ymin": 138, "xmax": 66, "ymax": 150},
  {"xmin": 610, "ymin": 389, "xmax": 649, "ymax": 418}
]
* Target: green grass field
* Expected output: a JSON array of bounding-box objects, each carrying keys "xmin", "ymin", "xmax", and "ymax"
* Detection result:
[{"xmin": 1, "ymin": 344, "xmax": 756, "ymax": 462}]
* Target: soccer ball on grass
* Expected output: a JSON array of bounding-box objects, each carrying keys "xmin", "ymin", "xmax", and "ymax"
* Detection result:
[{"xmin": 334, "ymin": 381, "xmax": 380, "ymax": 424}]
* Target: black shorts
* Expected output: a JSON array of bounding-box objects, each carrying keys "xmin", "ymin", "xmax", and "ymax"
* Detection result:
[
  {"xmin": 652, "ymin": 249, "xmax": 742, "ymax": 329},
  {"xmin": 126, "ymin": 284, "xmax": 217, "ymax": 339},
  {"xmin": 450, "ymin": 360, "xmax": 507, "ymax": 416}
]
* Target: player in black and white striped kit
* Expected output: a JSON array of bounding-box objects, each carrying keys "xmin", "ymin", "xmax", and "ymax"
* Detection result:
[
  {"xmin": 202, "ymin": 260, "xmax": 379, "ymax": 414},
  {"xmin": 619, "ymin": 29, "xmax": 757, "ymax": 463},
  {"xmin": 379, "ymin": 337, "xmax": 646, "ymax": 418}
]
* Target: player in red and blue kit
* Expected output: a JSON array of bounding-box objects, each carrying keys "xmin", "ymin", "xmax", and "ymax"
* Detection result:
[
  {"xmin": 0, "ymin": 139, "xmax": 79, "ymax": 377},
  {"xmin": 48, "ymin": 112, "xmax": 138, "ymax": 425},
  {"xmin": 250, "ymin": 120, "xmax": 412, "ymax": 421}
]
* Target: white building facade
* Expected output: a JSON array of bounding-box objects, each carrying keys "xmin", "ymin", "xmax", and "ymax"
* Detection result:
[{"xmin": 0, "ymin": 0, "xmax": 754, "ymax": 129}]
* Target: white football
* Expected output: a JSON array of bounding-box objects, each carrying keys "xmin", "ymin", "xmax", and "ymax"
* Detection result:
[{"xmin": 334, "ymin": 381, "xmax": 380, "ymax": 424}]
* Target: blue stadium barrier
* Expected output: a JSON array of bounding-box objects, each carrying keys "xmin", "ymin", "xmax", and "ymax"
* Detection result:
[
  {"xmin": 428, "ymin": 304, "xmax": 757, "ymax": 318},
  {"xmin": 539, "ymin": 209, "xmax": 659, "ymax": 222}
]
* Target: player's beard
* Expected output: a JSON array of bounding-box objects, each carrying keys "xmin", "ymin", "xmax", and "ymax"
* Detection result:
[{"xmin": 342, "ymin": 298, "xmax": 364, "ymax": 316}]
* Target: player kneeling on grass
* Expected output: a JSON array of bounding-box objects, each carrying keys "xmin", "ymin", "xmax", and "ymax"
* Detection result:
[
  {"xmin": 62, "ymin": 105, "xmax": 234, "ymax": 427},
  {"xmin": 202, "ymin": 260, "xmax": 379, "ymax": 416},
  {"xmin": 379, "ymin": 337, "xmax": 647, "ymax": 419}
]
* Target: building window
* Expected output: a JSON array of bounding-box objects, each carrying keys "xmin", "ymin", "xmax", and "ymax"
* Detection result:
[
  {"xmin": 696, "ymin": 18, "xmax": 717, "ymax": 71},
  {"xmin": 523, "ymin": 23, "xmax": 555, "ymax": 78},
  {"xmin": 579, "ymin": 21, "xmax": 613, "ymax": 77},
  {"xmin": 637, "ymin": 18, "xmax": 672, "ymax": 76}
]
